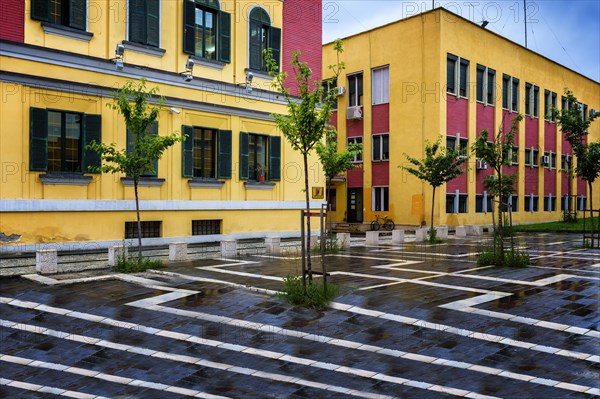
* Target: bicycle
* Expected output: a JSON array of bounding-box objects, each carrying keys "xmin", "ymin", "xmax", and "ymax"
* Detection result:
[{"xmin": 370, "ymin": 214, "xmax": 395, "ymax": 231}]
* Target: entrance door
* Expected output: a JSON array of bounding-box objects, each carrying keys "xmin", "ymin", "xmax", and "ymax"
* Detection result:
[{"xmin": 347, "ymin": 188, "xmax": 363, "ymax": 223}]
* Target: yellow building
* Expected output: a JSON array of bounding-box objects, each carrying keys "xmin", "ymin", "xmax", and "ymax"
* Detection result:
[
  {"xmin": 322, "ymin": 8, "xmax": 600, "ymax": 228},
  {"xmin": 0, "ymin": 0, "xmax": 325, "ymax": 248}
]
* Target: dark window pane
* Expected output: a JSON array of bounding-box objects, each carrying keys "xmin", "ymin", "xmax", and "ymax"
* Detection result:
[
  {"xmin": 47, "ymin": 111, "xmax": 62, "ymax": 173},
  {"xmin": 192, "ymin": 220, "xmax": 221, "ymax": 235},
  {"xmin": 502, "ymin": 75, "xmax": 509, "ymax": 109},
  {"xmin": 476, "ymin": 66, "xmax": 484, "ymax": 102},
  {"xmin": 459, "ymin": 59, "xmax": 468, "ymax": 97},
  {"xmin": 447, "ymin": 57, "xmax": 456, "ymax": 94}
]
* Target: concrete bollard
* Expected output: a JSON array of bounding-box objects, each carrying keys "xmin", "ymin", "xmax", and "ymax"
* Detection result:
[
  {"xmin": 265, "ymin": 237, "xmax": 281, "ymax": 255},
  {"xmin": 221, "ymin": 240, "xmax": 237, "ymax": 258},
  {"xmin": 466, "ymin": 225, "xmax": 483, "ymax": 236},
  {"xmin": 436, "ymin": 226, "xmax": 449, "ymax": 240},
  {"xmin": 337, "ymin": 233, "xmax": 351, "ymax": 249},
  {"xmin": 108, "ymin": 245, "xmax": 128, "ymax": 267},
  {"xmin": 392, "ymin": 230, "xmax": 405, "ymax": 244},
  {"xmin": 415, "ymin": 227, "xmax": 429, "ymax": 242},
  {"xmin": 365, "ymin": 231, "xmax": 380, "ymax": 246},
  {"xmin": 455, "ymin": 226, "xmax": 467, "ymax": 237},
  {"xmin": 36, "ymin": 249, "xmax": 58, "ymax": 274},
  {"xmin": 169, "ymin": 242, "xmax": 188, "ymax": 261}
]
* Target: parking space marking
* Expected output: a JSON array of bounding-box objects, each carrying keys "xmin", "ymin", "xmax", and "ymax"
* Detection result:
[{"xmin": 0, "ymin": 377, "xmax": 112, "ymax": 399}]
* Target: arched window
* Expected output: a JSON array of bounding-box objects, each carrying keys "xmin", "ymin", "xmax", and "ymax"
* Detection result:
[
  {"xmin": 248, "ymin": 7, "xmax": 280, "ymax": 72},
  {"xmin": 183, "ymin": 0, "xmax": 231, "ymax": 63}
]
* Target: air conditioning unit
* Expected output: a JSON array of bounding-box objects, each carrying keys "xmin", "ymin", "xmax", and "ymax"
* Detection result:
[
  {"xmin": 542, "ymin": 155, "xmax": 550, "ymax": 166},
  {"xmin": 346, "ymin": 106, "xmax": 363, "ymax": 120},
  {"xmin": 336, "ymin": 86, "xmax": 346, "ymax": 96},
  {"xmin": 476, "ymin": 159, "xmax": 487, "ymax": 170},
  {"xmin": 591, "ymin": 108, "xmax": 598, "ymax": 117}
]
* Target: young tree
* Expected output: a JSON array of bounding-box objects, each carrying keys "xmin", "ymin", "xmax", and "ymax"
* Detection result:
[
  {"xmin": 402, "ymin": 137, "xmax": 467, "ymax": 242},
  {"xmin": 315, "ymin": 129, "xmax": 362, "ymax": 233},
  {"xmin": 88, "ymin": 80, "xmax": 184, "ymax": 259},
  {"xmin": 554, "ymin": 90, "xmax": 600, "ymax": 243},
  {"xmin": 472, "ymin": 115, "xmax": 523, "ymax": 262},
  {"xmin": 266, "ymin": 40, "xmax": 345, "ymax": 283}
]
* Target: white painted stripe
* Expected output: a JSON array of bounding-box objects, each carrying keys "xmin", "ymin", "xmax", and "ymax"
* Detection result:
[
  {"xmin": 0, "ymin": 377, "xmax": 111, "ymax": 399},
  {"xmin": 3, "ymin": 296, "xmax": 584, "ymax": 395},
  {"xmin": 0, "ymin": 354, "xmax": 230, "ymax": 399}
]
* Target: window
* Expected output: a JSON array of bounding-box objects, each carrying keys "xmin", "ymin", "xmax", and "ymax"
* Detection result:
[
  {"xmin": 182, "ymin": 126, "xmax": 232, "ymax": 179},
  {"xmin": 127, "ymin": 122, "xmax": 159, "ymax": 177},
  {"xmin": 577, "ymin": 196, "xmax": 587, "ymax": 211},
  {"xmin": 446, "ymin": 136, "xmax": 468, "ymax": 157},
  {"xmin": 31, "ymin": 0, "xmax": 87, "ymax": 30},
  {"xmin": 446, "ymin": 193, "xmax": 468, "ymax": 213},
  {"xmin": 580, "ymin": 103, "xmax": 588, "ymax": 122},
  {"xmin": 348, "ymin": 73, "xmax": 363, "ymax": 107},
  {"xmin": 29, "ymin": 108, "xmax": 101, "ymax": 173},
  {"xmin": 447, "ymin": 54, "xmax": 469, "ymax": 98},
  {"xmin": 502, "ymin": 74, "xmax": 519, "ymax": 112},
  {"xmin": 184, "ymin": 0, "xmax": 231, "ymax": 62},
  {"xmin": 129, "ymin": 0, "xmax": 160, "ymax": 47},
  {"xmin": 348, "ymin": 137, "xmax": 363, "ymax": 162},
  {"xmin": 372, "ymin": 187, "xmax": 389, "ymax": 212},
  {"xmin": 321, "ymin": 78, "xmax": 338, "ymax": 109},
  {"xmin": 372, "ymin": 66, "xmax": 390, "ymax": 105},
  {"xmin": 509, "ymin": 146, "xmax": 519, "ymax": 165},
  {"xmin": 525, "ymin": 195, "xmax": 539, "ymax": 212},
  {"xmin": 192, "ymin": 220, "xmax": 221, "ymax": 235},
  {"xmin": 543, "ymin": 195, "xmax": 556, "ymax": 212},
  {"xmin": 239, "ymin": 132, "xmax": 281, "ymax": 181},
  {"xmin": 541, "ymin": 152, "xmax": 557, "ymax": 169},
  {"xmin": 125, "ymin": 221, "xmax": 161, "ymax": 239},
  {"xmin": 525, "ymin": 83, "xmax": 539, "ymax": 117},
  {"xmin": 544, "ymin": 90, "xmax": 557, "ymax": 121},
  {"xmin": 476, "ymin": 64, "xmax": 495, "ymax": 105},
  {"xmin": 524, "ymin": 148, "xmax": 539, "ymax": 167},
  {"xmin": 475, "ymin": 194, "xmax": 494, "ymax": 213},
  {"xmin": 561, "ymin": 154, "xmax": 572, "ymax": 171},
  {"xmin": 372, "ymin": 134, "xmax": 389, "ymax": 161},
  {"xmin": 501, "ymin": 195, "xmax": 518, "ymax": 212},
  {"xmin": 327, "ymin": 188, "xmax": 337, "ymax": 211},
  {"xmin": 248, "ymin": 7, "xmax": 280, "ymax": 72}
]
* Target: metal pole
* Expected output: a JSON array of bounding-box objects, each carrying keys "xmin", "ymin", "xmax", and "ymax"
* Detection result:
[
  {"xmin": 524, "ymin": 0, "xmax": 528, "ymax": 48},
  {"xmin": 300, "ymin": 210, "xmax": 306, "ymax": 290}
]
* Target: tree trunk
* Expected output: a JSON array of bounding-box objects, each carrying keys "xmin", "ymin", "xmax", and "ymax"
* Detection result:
[
  {"xmin": 303, "ymin": 154, "xmax": 312, "ymax": 281},
  {"xmin": 430, "ymin": 186, "xmax": 436, "ymax": 242},
  {"xmin": 134, "ymin": 179, "xmax": 143, "ymax": 261},
  {"xmin": 589, "ymin": 181, "xmax": 595, "ymax": 248},
  {"xmin": 496, "ymin": 171, "xmax": 505, "ymax": 263}
]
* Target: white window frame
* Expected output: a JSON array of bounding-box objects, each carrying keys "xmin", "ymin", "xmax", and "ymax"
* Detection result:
[
  {"xmin": 372, "ymin": 186, "xmax": 389, "ymax": 212},
  {"xmin": 372, "ymin": 133, "xmax": 389, "ymax": 161},
  {"xmin": 544, "ymin": 90, "xmax": 557, "ymax": 122},
  {"xmin": 347, "ymin": 137, "xmax": 363, "ymax": 163},
  {"xmin": 372, "ymin": 66, "xmax": 390, "ymax": 105},
  {"xmin": 447, "ymin": 54, "xmax": 469, "ymax": 99},
  {"xmin": 348, "ymin": 73, "xmax": 363, "ymax": 107},
  {"xmin": 476, "ymin": 64, "xmax": 495, "ymax": 106}
]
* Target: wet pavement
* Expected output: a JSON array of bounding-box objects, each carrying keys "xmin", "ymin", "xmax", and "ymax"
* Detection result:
[{"xmin": 0, "ymin": 233, "xmax": 598, "ymax": 398}]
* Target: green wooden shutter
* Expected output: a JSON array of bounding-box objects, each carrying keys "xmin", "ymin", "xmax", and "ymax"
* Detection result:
[
  {"xmin": 147, "ymin": 122, "xmax": 159, "ymax": 177},
  {"xmin": 146, "ymin": 0, "xmax": 160, "ymax": 47},
  {"xmin": 249, "ymin": 20, "xmax": 261, "ymax": 70},
  {"xmin": 69, "ymin": 0, "xmax": 87, "ymax": 30},
  {"xmin": 183, "ymin": 0, "xmax": 196, "ymax": 55},
  {"xmin": 31, "ymin": 0, "xmax": 50, "ymax": 22},
  {"xmin": 30, "ymin": 108, "xmax": 48, "ymax": 171},
  {"xmin": 182, "ymin": 125, "xmax": 194, "ymax": 177},
  {"xmin": 218, "ymin": 11, "xmax": 231, "ymax": 63},
  {"xmin": 269, "ymin": 27, "xmax": 281, "ymax": 72},
  {"xmin": 239, "ymin": 132, "xmax": 249, "ymax": 180},
  {"xmin": 217, "ymin": 130, "xmax": 232, "ymax": 179},
  {"xmin": 268, "ymin": 135, "xmax": 281, "ymax": 181},
  {"xmin": 129, "ymin": 0, "xmax": 146, "ymax": 44},
  {"xmin": 82, "ymin": 114, "xmax": 102, "ymax": 173}
]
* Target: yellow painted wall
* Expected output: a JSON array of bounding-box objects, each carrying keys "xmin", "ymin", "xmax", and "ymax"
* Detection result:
[{"xmin": 323, "ymin": 8, "xmax": 599, "ymax": 227}]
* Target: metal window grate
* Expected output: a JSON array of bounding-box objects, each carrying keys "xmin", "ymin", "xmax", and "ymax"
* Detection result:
[
  {"xmin": 192, "ymin": 220, "xmax": 221, "ymax": 236},
  {"xmin": 125, "ymin": 221, "xmax": 161, "ymax": 239}
]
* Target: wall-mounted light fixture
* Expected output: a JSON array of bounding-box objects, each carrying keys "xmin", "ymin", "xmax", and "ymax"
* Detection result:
[
  {"xmin": 481, "ymin": 20, "xmax": 489, "ymax": 28},
  {"xmin": 245, "ymin": 71, "xmax": 253, "ymax": 93},
  {"xmin": 181, "ymin": 57, "xmax": 194, "ymax": 82},
  {"xmin": 169, "ymin": 107, "xmax": 181, "ymax": 114},
  {"xmin": 112, "ymin": 43, "xmax": 125, "ymax": 70}
]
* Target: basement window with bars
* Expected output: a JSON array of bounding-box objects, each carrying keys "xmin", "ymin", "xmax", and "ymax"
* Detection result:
[
  {"xmin": 125, "ymin": 221, "xmax": 162, "ymax": 239},
  {"xmin": 192, "ymin": 220, "xmax": 221, "ymax": 235}
]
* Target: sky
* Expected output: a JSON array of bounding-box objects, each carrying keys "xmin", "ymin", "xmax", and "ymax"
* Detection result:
[{"xmin": 321, "ymin": 0, "xmax": 600, "ymax": 82}]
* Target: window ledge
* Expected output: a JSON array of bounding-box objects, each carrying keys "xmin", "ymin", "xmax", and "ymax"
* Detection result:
[
  {"xmin": 40, "ymin": 173, "xmax": 93, "ymax": 186},
  {"xmin": 188, "ymin": 179, "xmax": 225, "ymax": 189},
  {"xmin": 122, "ymin": 41, "xmax": 166, "ymax": 57},
  {"xmin": 42, "ymin": 22, "xmax": 93, "ymax": 42},
  {"xmin": 245, "ymin": 181, "xmax": 276, "ymax": 190},
  {"xmin": 190, "ymin": 55, "xmax": 225, "ymax": 70},
  {"xmin": 245, "ymin": 68, "xmax": 274, "ymax": 81},
  {"xmin": 121, "ymin": 177, "xmax": 165, "ymax": 187}
]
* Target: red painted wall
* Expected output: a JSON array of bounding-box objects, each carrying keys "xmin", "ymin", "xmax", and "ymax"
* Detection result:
[
  {"xmin": 475, "ymin": 104, "xmax": 495, "ymax": 193},
  {"xmin": 372, "ymin": 162, "xmax": 389, "ymax": 186},
  {"xmin": 0, "ymin": 0, "xmax": 24, "ymax": 42},
  {"xmin": 524, "ymin": 116, "xmax": 539, "ymax": 195},
  {"xmin": 544, "ymin": 121, "xmax": 557, "ymax": 196},
  {"xmin": 347, "ymin": 168, "xmax": 363, "ymax": 188},
  {"xmin": 330, "ymin": 111, "xmax": 338, "ymax": 130},
  {"xmin": 446, "ymin": 96, "xmax": 468, "ymax": 193},
  {"xmin": 372, "ymin": 104, "xmax": 389, "ymax": 134},
  {"xmin": 282, "ymin": 0, "xmax": 322, "ymax": 96},
  {"xmin": 346, "ymin": 119, "xmax": 363, "ymax": 138}
]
